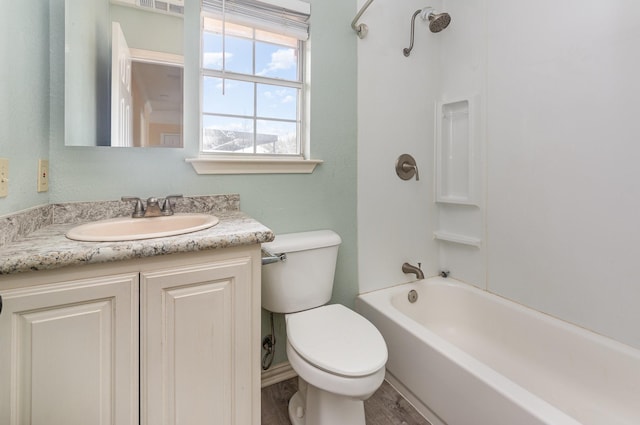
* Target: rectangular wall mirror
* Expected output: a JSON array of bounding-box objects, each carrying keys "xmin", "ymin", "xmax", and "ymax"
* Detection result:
[{"xmin": 64, "ymin": 0, "xmax": 184, "ymax": 147}]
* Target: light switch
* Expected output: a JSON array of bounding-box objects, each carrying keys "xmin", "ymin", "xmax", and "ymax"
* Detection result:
[{"xmin": 0, "ymin": 158, "xmax": 8, "ymax": 198}]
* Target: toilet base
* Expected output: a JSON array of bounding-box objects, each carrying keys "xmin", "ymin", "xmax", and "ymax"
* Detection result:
[
  {"xmin": 288, "ymin": 391, "xmax": 306, "ymax": 425},
  {"xmin": 288, "ymin": 378, "xmax": 367, "ymax": 425}
]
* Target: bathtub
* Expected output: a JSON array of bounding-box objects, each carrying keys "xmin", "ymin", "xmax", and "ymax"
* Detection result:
[{"xmin": 355, "ymin": 277, "xmax": 640, "ymax": 425}]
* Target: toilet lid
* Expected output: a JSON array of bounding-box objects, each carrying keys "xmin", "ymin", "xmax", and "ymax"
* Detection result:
[{"xmin": 286, "ymin": 304, "xmax": 388, "ymax": 377}]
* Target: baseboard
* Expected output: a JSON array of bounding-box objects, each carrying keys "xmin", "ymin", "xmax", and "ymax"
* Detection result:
[{"xmin": 261, "ymin": 361, "xmax": 298, "ymax": 388}]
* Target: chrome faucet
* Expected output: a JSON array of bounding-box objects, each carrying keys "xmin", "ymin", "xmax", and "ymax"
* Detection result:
[
  {"xmin": 144, "ymin": 197, "xmax": 163, "ymax": 217},
  {"xmin": 402, "ymin": 262, "xmax": 425, "ymax": 280},
  {"xmin": 122, "ymin": 194, "xmax": 183, "ymax": 218}
]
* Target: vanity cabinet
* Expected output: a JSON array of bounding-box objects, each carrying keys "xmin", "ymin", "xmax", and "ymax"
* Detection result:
[
  {"xmin": 141, "ymin": 256, "xmax": 256, "ymax": 425},
  {"xmin": 0, "ymin": 246, "xmax": 261, "ymax": 425},
  {"xmin": 0, "ymin": 273, "xmax": 139, "ymax": 425}
]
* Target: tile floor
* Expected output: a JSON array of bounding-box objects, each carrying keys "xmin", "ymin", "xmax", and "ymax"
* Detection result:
[{"xmin": 261, "ymin": 377, "xmax": 430, "ymax": 425}]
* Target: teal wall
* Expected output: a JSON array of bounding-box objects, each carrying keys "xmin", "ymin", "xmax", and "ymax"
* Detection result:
[
  {"xmin": 3, "ymin": 0, "xmax": 357, "ymax": 365},
  {"xmin": 65, "ymin": 0, "xmax": 110, "ymax": 146},
  {"xmin": 0, "ymin": 0, "xmax": 51, "ymax": 214}
]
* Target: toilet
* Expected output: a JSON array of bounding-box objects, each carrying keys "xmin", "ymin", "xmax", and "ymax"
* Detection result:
[{"xmin": 262, "ymin": 230, "xmax": 388, "ymax": 425}]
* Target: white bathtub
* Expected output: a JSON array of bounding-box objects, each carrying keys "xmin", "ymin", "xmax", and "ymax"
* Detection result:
[{"xmin": 355, "ymin": 277, "xmax": 640, "ymax": 425}]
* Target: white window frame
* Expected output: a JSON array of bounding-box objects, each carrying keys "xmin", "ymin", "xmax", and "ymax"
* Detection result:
[{"xmin": 187, "ymin": 0, "xmax": 321, "ymax": 175}]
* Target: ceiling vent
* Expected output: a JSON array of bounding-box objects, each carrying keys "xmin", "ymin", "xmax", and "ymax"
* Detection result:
[{"xmin": 137, "ymin": 0, "xmax": 183, "ymax": 15}]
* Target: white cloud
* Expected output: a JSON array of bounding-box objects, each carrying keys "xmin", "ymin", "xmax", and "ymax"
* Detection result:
[
  {"xmin": 260, "ymin": 88, "xmax": 294, "ymax": 106},
  {"xmin": 275, "ymin": 89, "xmax": 289, "ymax": 97},
  {"xmin": 203, "ymin": 52, "xmax": 234, "ymax": 69},
  {"xmin": 257, "ymin": 48, "xmax": 296, "ymax": 76}
]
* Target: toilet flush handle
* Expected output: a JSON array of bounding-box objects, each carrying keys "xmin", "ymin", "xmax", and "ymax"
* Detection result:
[{"xmin": 261, "ymin": 249, "xmax": 287, "ymax": 265}]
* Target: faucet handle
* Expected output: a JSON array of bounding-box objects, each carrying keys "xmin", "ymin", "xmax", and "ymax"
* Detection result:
[
  {"xmin": 161, "ymin": 194, "xmax": 183, "ymax": 215},
  {"xmin": 121, "ymin": 196, "xmax": 145, "ymax": 218},
  {"xmin": 395, "ymin": 154, "xmax": 419, "ymax": 181},
  {"xmin": 402, "ymin": 162, "xmax": 419, "ymax": 181}
]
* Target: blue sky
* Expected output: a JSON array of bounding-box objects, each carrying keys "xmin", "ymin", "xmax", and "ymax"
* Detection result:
[{"xmin": 201, "ymin": 27, "xmax": 300, "ymax": 153}]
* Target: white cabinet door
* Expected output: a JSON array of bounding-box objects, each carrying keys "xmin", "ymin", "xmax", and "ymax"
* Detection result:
[
  {"xmin": 141, "ymin": 256, "xmax": 255, "ymax": 425},
  {"xmin": 0, "ymin": 273, "xmax": 139, "ymax": 425}
]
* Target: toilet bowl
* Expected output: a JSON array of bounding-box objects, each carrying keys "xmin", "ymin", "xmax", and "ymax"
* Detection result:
[
  {"xmin": 261, "ymin": 231, "xmax": 388, "ymax": 425},
  {"xmin": 285, "ymin": 305, "xmax": 387, "ymax": 425}
]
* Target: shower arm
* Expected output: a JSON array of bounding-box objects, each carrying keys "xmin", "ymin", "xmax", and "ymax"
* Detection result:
[
  {"xmin": 403, "ymin": 9, "xmax": 423, "ymax": 57},
  {"xmin": 351, "ymin": 0, "xmax": 374, "ymax": 39}
]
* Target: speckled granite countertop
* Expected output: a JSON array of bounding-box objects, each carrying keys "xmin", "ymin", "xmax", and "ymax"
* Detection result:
[{"xmin": 0, "ymin": 195, "xmax": 274, "ymax": 275}]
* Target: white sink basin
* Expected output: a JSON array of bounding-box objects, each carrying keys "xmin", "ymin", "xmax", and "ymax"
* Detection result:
[{"xmin": 66, "ymin": 213, "xmax": 219, "ymax": 242}]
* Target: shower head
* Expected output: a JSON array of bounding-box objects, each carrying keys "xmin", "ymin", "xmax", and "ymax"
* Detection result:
[
  {"xmin": 421, "ymin": 7, "xmax": 451, "ymax": 33},
  {"xmin": 403, "ymin": 7, "xmax": 452, "ymax": 57}
]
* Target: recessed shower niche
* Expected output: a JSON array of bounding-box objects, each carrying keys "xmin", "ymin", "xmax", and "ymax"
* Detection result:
[
  {"xmin": 435, "ymin": 98, "xmax": 479, "ymax": 205},
  {"xmin": 433, "ymin": 96, "xmax": 485, "ymax": 286}
]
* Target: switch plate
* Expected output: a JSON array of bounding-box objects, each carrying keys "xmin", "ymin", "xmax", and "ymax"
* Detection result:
[
  {"xmin": 0, "ymin": 158, "xmax": 8, "ymax": 198},
  {"xmin": 37, "ymin": 159, "xmax": 49, "ymax": 193}
]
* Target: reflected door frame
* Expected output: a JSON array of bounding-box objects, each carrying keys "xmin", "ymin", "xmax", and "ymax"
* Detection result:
[{"xmin": 129, "ymin": 49, "xmax": 184, "ymax": 148}]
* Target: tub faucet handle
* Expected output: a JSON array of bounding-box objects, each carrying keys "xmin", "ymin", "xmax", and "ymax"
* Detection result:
[
  {"xmin": 402, "ymin": 162, "xmax": 419, "ymax": 181},
  {"xmin": 396, "ymin": 154, "xmax": 420, "ymax": 181}
]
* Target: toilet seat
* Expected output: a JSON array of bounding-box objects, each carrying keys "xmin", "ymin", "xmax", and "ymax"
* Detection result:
[
  {"xmin": 286, "ymin": 304, "xmax": 388, "ymax": 377},
  {"xmin": 286, "ymin": 341, "xmax": 386, "ymax": 399}
]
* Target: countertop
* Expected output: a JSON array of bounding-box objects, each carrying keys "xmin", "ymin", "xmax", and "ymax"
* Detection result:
[{"xmin": 0, "ymin": 195, "xmax": 274, "ymax": 275}]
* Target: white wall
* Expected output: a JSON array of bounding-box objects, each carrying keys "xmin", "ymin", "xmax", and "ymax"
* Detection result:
[
  {"xmin": 485, "ymin": 0, "xmax": 640, "ymax": 349},
  {"xmin": 435, "ymin": 0, "xmax": 487, "ymax": 287},
  {"xmin": 359, "ymin": 0, "xmax": 640, "ymax": 350},
  {"xmin": 357, "ymin": 0, "xmax": 442, "ymax": 293}
]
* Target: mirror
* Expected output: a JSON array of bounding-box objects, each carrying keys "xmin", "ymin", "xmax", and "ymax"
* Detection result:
[
  {"xmin": 64, "ymin": 0, "xmax": 184, "ymax": 147},
  {"xmin": 130, "ymin": 60, "xmax": 183, "ymax": 147}
]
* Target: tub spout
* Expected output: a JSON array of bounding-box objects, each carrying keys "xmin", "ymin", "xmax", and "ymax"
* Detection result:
[{"xmin": 402, "ymin": 262, "xmax": 424, "ymax": 280}]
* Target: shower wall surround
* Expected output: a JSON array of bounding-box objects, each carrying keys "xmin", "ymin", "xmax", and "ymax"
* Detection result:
[
  {"xmin": 433, "ymin": 96, "xmax": 485, "ymax": 285},
  {"xmin": 358, "ymin": 0, "xmax": 640, "ymax": 350},
  {"xmin": 484, "ymin": 0, "xmax": 640, "ymax": 349},
  {"xmin": 357, "ymin": 0, "xmax": 441, "ymax": 293}
]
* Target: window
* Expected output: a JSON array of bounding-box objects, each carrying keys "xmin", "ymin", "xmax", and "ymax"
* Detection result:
[{"xmin": 200, "ymin": 0, "xmax": 310, "ymax": 158}]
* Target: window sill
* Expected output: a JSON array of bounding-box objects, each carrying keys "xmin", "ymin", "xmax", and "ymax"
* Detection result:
[{"xmin": 185, "ymin": 157, "xmax": 323, "ymax": 175}]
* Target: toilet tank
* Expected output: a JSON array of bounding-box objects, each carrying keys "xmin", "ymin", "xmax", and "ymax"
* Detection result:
[{"xmin": 262, "ymin": 230, "xmax": 342, "ymax": 313}]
